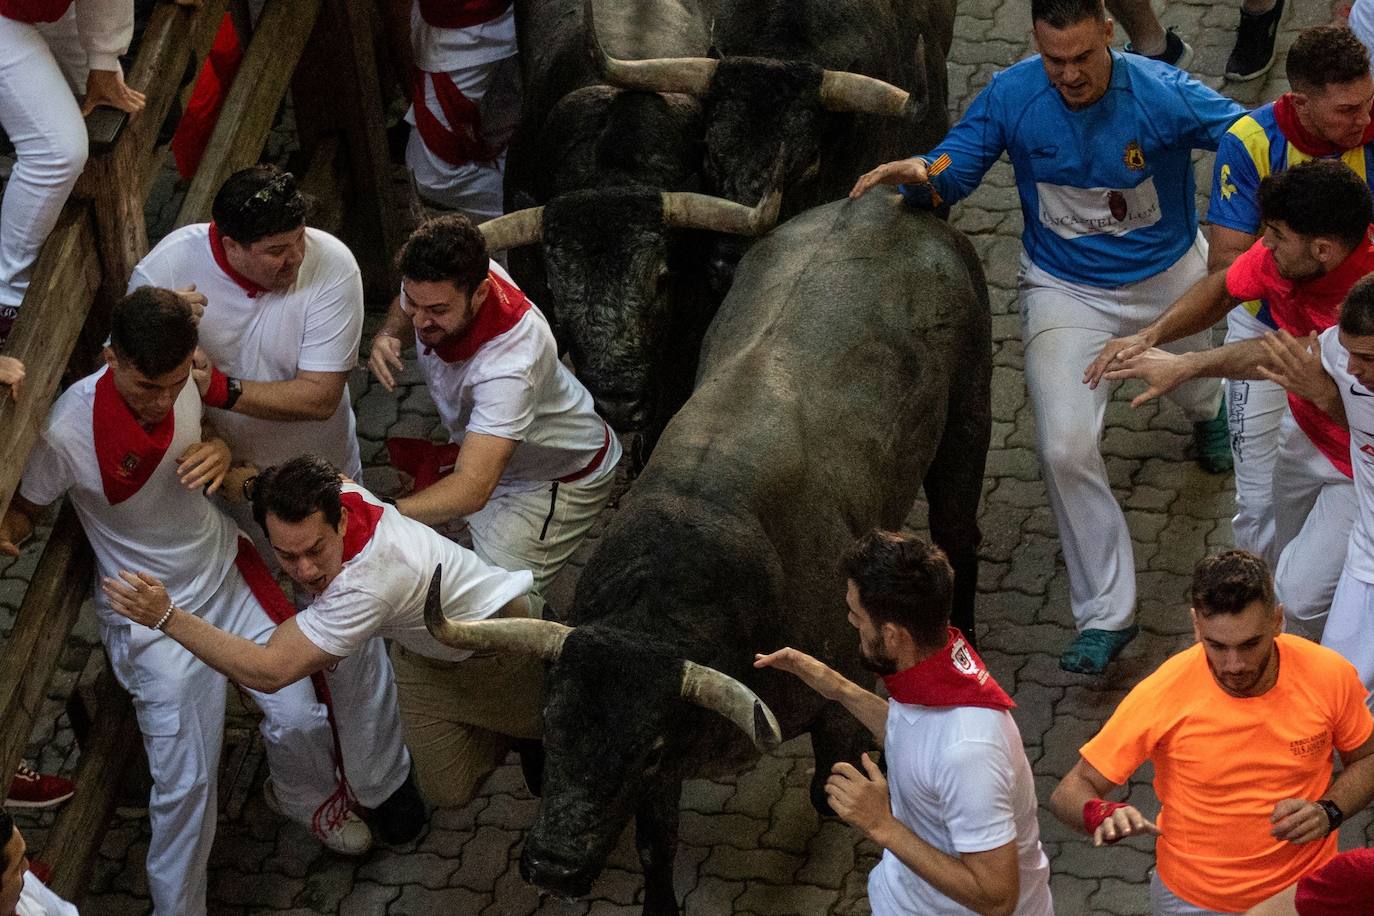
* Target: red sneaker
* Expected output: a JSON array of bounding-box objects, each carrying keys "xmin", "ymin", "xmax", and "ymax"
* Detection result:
[{"xmin": 6, "ymin": 763, "xmax": 74, "ymax": 809}]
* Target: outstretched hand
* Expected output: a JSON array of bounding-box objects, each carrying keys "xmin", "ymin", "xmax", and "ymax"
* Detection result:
[
  {"xmin": 1084, "ymin": 332, "xmax": 1156, "ymax": 389},
  {"xmin": 754, "ymin": 646, "xmax": 840, "ymax": 700},
  {"xmin": 850, "ymin": 157, "xmax": 929, "ymax": 200},
  {"xmin": 1102, "ymin": 348, "xmax": 1193, "ymax": 407},
  {"xmin": 1093, "ymin": 804, "xmax": 1161, "ymax": 847},
  {"xmin": 369, "ymin": 332, "xmax": 406, "ymax": 391}
]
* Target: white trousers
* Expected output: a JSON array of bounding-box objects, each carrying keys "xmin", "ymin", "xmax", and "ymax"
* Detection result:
[
  {"xmin": 103, "ymin": 565, "xmax": 409, "ymax": 916},
  {"xmin": 1021, "ymin": 244, "xmax": 1221, "ymax": 632},
  {"xmin": 1149, "ymin": 871, "xmax": 1233, "ymax": 915},
  {"xmin": 1325, "ymin": 569, "xmax": 1374, "ymax": 706},
  {"xmin": 1222, "ymin": 307, "xmax": 1288, "ymax": 566},
  {"xmin": 467, "ymin": 471, "xmax": 616, "ymax": 599},
  {"xmin": 0, "ymin": 10, "xmax": 89, "ymax": 311},
  {"xmin": 405, "ymin": 55, "xmax": 517, "ymax": 224},
  {"xmin": 1272, "ymin": 413, "xmax": 1356, "ymax": 640}
]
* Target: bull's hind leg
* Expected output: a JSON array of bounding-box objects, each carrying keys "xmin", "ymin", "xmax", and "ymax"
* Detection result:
[
  {"xmin": 635, "ymin": 781, "xmax": 683, "ymax": 915},
  {"xmin": 808, "ymin": 704, "xmax": 874, "ymax": 817}
]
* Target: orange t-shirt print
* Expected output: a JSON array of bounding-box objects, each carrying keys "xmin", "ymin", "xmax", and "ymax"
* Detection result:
[{"xmin": 1080, "ymin": 635, "xmax": 1374, "ymax": 912}]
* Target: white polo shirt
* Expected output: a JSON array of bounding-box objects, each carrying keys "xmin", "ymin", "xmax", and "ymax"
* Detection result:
[
  {"xmin": 868, "ymin": 702, "xmax": 1053, "ymax": 916},
  {"xmin": 129, "ymin": 224, "xmax": 364, "ymax": 478},
  {"xmin": 294, "ymin": 484, "xmax": 533, "ymax": 661},
  {"xmin": 19, "ymin": 367, "xmax": 239, "ymax": 627},
  {"xmin": 414, "ymin": 260, "xmax": 620, "ymax": 496},
  {"xmin": 1324, "ymin": 326, "xmax": 1374, "ymax": 586}
]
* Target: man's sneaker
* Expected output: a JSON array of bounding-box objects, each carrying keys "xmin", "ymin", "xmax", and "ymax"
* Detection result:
[
  {"xmin": 1227, "ymin": 0, "xmax": 1285, "ymax": 82},
  {"xmin": 6, "ymin": 763, "xmax": 74, "ymax": 809},
  {"xmin": 263, "ymin": 778, "xmax": 374, "ymax": 857},
  {"xmin": 1060, "ymin": 625, "xmax": 1139, "ymax": 675},
  {"xmin": 369, "ymin": 768, "xmax": 426, "ymax": 846},
  {"xmin": 1193, "ymin": 401, "xmax": 1234, "ymax": 474},
  {"xmin": 1125, "ymin": 28, "xmax": 1195, "ymax": 70}
]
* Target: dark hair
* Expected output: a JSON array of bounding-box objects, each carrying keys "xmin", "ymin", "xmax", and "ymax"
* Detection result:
[
  {"xmin": 396, "ymin": 214, "xmax": 490, "ymax": 294},
  {"xmin": 1190, "ymin": 550, "xmax": 1275, "ymax": 617},
  {"xmin": 1031, "ymin": 0, "xmax": 1105, "ymax": 28},
  {"xmin": 109, "ymin": 286, "xmax": 198, "ymax": 377},
  {"xmin": 1287, "ymin": 25, "xmax": 1370, "ymax": 92},
  {"xmin": 211, "ymin": 164, "xmax": 308, "ymax": 245},
  {"xmin": 841, "ymin": 530, "xmax": 953, "ymax": 648},
  {"xmin": 252, "ymin": 454, "xmax": 344, "ymax": 533},
  {"xmin": 0, "ymin": 807, "xmax": 12, "ymax": 872},
  {"xmin": 1341, "ymin": 274, "xmax": 1374, "ymax": 336},
  {"xmin": 1258, "ymin": 159, "xmax": 1373, "ymax": 250}
]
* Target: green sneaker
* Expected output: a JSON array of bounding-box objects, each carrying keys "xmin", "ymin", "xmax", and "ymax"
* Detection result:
[
  {"xmin": 1193, "ymin": 401, "xmax": 1233, "ymax": 474},
  {"xmin": 1060, "ymin": 625, "xmax": 1139, "ymax": 675}
]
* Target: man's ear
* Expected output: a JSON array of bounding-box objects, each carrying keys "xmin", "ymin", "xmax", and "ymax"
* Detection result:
[
  {"xmin": 103, "ymin": 347, "xmax": 117, "ymax": 371},
  {"xmin": 336, "ymin": 505, "xmax": 349, "ymax": 538},
  {"xmin": 470, "ymin": 277, "xmax": 492, "ymax": 311},
  {"xmin": 1271, "ymin": 602, "xmax": 1286, "ymax": 635},
  {"xmin": 1189, "ymin": 606, "xmax": 1202, "ymax": 641}
]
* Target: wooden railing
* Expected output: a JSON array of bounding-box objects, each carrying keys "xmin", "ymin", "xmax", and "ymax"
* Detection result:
[{"xmin": 0, "ymin": 0, "xmax": 400, "ymax": 901}]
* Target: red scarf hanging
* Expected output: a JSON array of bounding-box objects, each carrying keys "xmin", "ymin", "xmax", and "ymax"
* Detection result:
[
  {"xmin": 882, "ymin": 627, "xmax": 1015, "ymax": 711},
  {"xmin": 208, "ymin": 221, "xmax": 269, "ymax": 298},
  {"xmin": 92, "ymin": 371, "xmax": 176, "ymax": 506},
  {"xmin": 0, "ymin": 0, "xmax": 74, "ymax": 24},
  {"xmin": 412, "ymin": 72, "xmax": 495, "ymax": 167},
  {"xmin": 416, "ymin": 0, "xmax": 512, "ymax": 29},
  {"xmin": 428, "ymin": 271, "xmax": 531, "ymax": 363},
  {"xmin": 385, "ymin": 438, "xmax": 463, "ymax": 491},
  {"xmin": 1273, "ymin": 92, "xmax": 1374, "ymax": 157},
  {"xmin": 340, "ymin": 492, "xmax": 384, "ymax": 561}
]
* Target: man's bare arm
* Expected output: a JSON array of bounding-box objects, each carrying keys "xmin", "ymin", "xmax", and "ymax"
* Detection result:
[
  {"xmin": 1085, "ymin": 270, "xmax": 1232, "ymax": 388},
  {"xmin": 754, "ymin": 647, "xmax": 888, "ymax": 742},
  {"xmin": 1050, "ymin": 757, "xmax": 1159, "ymax": 846},
  {"xmin": 395, "ymin": 432, "xmax": 517, "ymax": 525}
]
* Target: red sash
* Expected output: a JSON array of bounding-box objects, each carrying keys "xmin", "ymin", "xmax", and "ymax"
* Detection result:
[
  {"xmin": 416, "ymin": 0, "xmax": 511, "ymax": 29},
  {"xmin": 412, "ymin": 71, "xmax": 496, "ymax": 167},
  {"xmin": 429, "ymin": 270, "xmax": 530, "ymax": 363},
  {"xmin": 882, "ymin": 627, "xmax": 1015, "ymax": 711},
  {"xmin": 386, "ymin": 438, "xmax": 463, "ymax": 491},
  {"xmin": 0, "ymin": 0, "xmax": 73, "ymax": 24},
  {"xmin": 1274, "ymin": 92, "xmax": 1374, "ymax": 157},
  {"xmin": 92, "ymin": 371, "xmax": 175, "ymax": 506},
  {"xmin": 208, "ymin": 221, "xmax": 269, "ymax": 298},
  {"xmin": 340, "ymin": 491, "xmax": 384, "ymax": 560}
]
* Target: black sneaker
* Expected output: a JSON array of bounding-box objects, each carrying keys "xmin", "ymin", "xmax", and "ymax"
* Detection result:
[
  {"xmin": 369, "ymin": 768, "xmax": 427, "ymax": 846},
  {"xmin": 1125, "ymin": 27, "xmax": 1195, "ymax": 70},
  {"xmin": 1226, "ymin": 0, "xmax": 1285, "ymax": 82}
]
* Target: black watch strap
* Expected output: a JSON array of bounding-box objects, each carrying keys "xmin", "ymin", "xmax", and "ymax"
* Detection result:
[
  {"xmin": 222, "ymin": 377, "xmax": 243, "ymax": 411},
  {"xmin": 1317, "ymin": 799, "xmax": 1344, "ymax": 833}
]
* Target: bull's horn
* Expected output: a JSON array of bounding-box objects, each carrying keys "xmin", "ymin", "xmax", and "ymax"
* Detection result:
[
  {"xmin": 478, "ymin": 207, "xmax": 545, "ymax": 253},
  {"xmin": 817, "ymin": 35, "xmax": 929, "ymax": 123},
  {"xmin": 585, "ymin": 0, "xmax": 716, "ymax": 96},
  {"xmin": 423, "ymin": 564, "xmax": 571, "ymax": 659},
  {"xmin": 680, "ymin": 660, "xmax": 783, "ymax": 753},
  {"xmin": 660, "ymin": 186, "xmax": 781, "ymax": 237}
]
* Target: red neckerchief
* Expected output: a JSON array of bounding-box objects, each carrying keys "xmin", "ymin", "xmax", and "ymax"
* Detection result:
[
  {"xmin": 416, "ymin": 0, "xmax": 510, "ymax": 28},
  {"xmin": 1274, "ymin": 92, "xmax": 1374, "ymax": 157},
  {"xmin": 429, "ymin": 271, "xmax": 531, "ymax": 363},
  {"xmin": 340, "ymin": 491, "xmax": 384, "ymax": 562},
  {"xmin": 882, "ymin": 627, "xmax": 1015, "ymax": 711},
  {"xmin": 92, "ymin": 370, "xmax": 176, "ymax": 506},
  {"xmin": 208, "ymin": 221, "xmax": 269, "ymax": 298},
  {"xmin": 1228, "ymin": 230, "xmax": 1374, "ymax": 338}
]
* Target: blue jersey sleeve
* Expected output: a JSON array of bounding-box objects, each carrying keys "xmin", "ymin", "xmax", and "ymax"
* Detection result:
[
  {"xmin": 1154, "ymin": 67, "xmax": 1246, "ymax": 152},
  {"xmin": 900, "ymin": 73, "xmax": 1008, "ymax": 209},
  {"xmin": 1206, "ymin": 130, "xmax": 1263, "ymax": 233}
]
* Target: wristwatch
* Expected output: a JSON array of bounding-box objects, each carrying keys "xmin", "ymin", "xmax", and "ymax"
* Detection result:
[
  {"xmin": 1316, "ymin": 799, "xmax": 1344, "ymax": 834},
  {"xmin": 222, "ymin": 376, "xmax": 243, "ymax": 411}
]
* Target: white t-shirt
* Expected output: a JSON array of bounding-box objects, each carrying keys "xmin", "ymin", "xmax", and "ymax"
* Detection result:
[
  {"xmin": 868, "ymin": 702, "xmax": 1053, "ymax": 916},
  {"xmin": 1324, "ymin": 326, "xmax": 1374, "ymax": 585},
  {"xmin": 415, "ymin": 261, "xmax": 620, "ymax": 496},
  {"xmin": 16, "ymin": 870, "xmax": 78, "ymax": 916},
  {"xmin": 410, "ymin": 0, "xmax": 517, "ymax": 72},
  {"xmin": 294, "ymin": 484, "xmax": 533, "ymax": 661},
  {"xmin": 129, "ymin": 224, "xmax": 364, "ymax": 478},
  {"xmin": 19, "ymin": 367, "xmax": 240, "ymax": 627}
]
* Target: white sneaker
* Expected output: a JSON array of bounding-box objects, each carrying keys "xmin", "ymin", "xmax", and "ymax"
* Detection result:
[{"xmin": 263, "ymin": 778, "xmax": 374, "ymax": 856}]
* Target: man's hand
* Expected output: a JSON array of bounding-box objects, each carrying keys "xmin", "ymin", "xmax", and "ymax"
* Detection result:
[
  {"xmin": 826, "ymin": 754, "xmax": 898, "ymax": 843},
  {"xmin": 1270, "ymin": 799, "xmax": 1330, "ymax": 844},
  {"xmin": 177, "ymin": 438, "xmax": 231, "ymax": 494},
  {"xmin": 0, "ymin": 512, "xmax": 29, "ymax": 558},
  {"xmin": 1084, "ymin": 332, "xmax": 1157, "ymax": 390},
  {"xmin": 0, "ymin": 355, "xmax": 23, "ymax": 402},
  {"xmin": 82, "ymin": 69, "xmax": 146, "ymax": 117},
  {"xmin": 191, "ymin": 347, "xmax": 214, "ymax": 398},
  {"xmin": 1103, "ymin": 348, "xmax": 1194, "ymax": 407},
  {"xmin": 1092, "ymin": 804, "xmax": 1161, "ymax": 847},
  {"xmin": 176, "ymin": 285, "xmax": 207, "ymax": 324},
  {"xmin": 1257, "ymin": 331, "xmax": 1330, "ymax": 404},
  {"xmin": 754, "ymin": 647, "xmax": 842, "ymax": 701},
  {"xmin": 850, "ymin": 157, "xmax": 928, "ymax": 200},
  {"xmin": 221, "ymin": 464, "xmax": 260, "ymax": 505},
  {"xmin": 369, "ymin": 332, "xmax": 406, "ymax": 391},
  {"xmin": 101, "ymin": 570, "xmax": 171, "ymax": 628}
]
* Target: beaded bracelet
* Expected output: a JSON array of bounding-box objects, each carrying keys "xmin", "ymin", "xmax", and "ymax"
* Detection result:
[{"xmin": 152, "ymin": 605, "xmax": 175, "ymax": 631}]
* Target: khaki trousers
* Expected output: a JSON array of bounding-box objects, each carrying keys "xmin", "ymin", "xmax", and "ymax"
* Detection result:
[{"xmin": 390, "ymin": 642, "xmax": 545, "ymax": 808}]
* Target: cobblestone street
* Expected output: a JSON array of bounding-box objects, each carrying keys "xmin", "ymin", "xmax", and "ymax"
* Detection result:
[{"xmin": 3, "ymin": 0, "xmax": 1367, "ymax": 913}]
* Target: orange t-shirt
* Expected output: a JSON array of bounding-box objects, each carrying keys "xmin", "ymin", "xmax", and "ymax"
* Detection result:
[{"xmin": 1080, "ymin": 635, "xmax": 1374, "ymax": 912}]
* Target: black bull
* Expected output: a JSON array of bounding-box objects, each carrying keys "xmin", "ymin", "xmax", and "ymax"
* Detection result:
[{"xmin": 429, "ymin": 189, "xmax": 991, "ymax": 913}]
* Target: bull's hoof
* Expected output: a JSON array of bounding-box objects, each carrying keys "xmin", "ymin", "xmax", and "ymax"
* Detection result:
[{"xmin": 809, "ymin": 779, "xmax": 836, "ymax": 818}]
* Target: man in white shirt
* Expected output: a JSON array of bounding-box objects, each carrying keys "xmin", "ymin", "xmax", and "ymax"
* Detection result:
[
  {"xmin": 0, "ymin": 807, "xmax": 76, "ymax": 916},
  {"xmin": 368, "ymin": 215, "xmax": 620, "ymax": 595},
  {"xmin": 0, "ymin": 290, "xmax": 411, "ymax": 916},
  {"xmin": 755, "ymin": 530, "xmax": 1053, "ymax": 916},
  {"xmin": 104, "ymin": 453, "xmax": 549, "ymax": 810}
]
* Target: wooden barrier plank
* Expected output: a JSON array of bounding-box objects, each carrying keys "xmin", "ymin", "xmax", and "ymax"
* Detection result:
[
  {"xmin": 174, "ymin": 0, "xmax": 324, "ymax": 228},
  {"xmin": 299, "ymin": 134, "xmax": 347, "ymax": 236}
]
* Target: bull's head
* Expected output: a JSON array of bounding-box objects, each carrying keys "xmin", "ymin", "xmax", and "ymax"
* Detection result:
[
  {"xmin": 477, "ymin": 185, "xmax": 779, "ymax": 435},
  {"xmin": 423, "ymin": 566, "xmax": 782, "ymax": 899}
]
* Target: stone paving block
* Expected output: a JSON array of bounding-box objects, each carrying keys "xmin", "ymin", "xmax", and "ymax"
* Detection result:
[
  {"xmin": 339, "ymin": 881, "xmax": 401, "ymax": 916},
  {"xmin": 479, "ymin": 793, "xmax": 541, "ymax": 828},
  {"xmin": 683, "ymin": 877, "xmax": 746, "ymax": 915},
  {"xmin": 210, "ymin": 868, "xmax": 303, "ymax": 909},
  {"xmin": 454, "ymin": 826, "xmax": 521, "ymax": 893},
  {"xmin": 295, "ymin": 857, "xmax": 357, "ymax": 912},
  {"xmin": 760, "ymin": 782, "xmax": 820, "ymax": 855},
  {"xmin": 1092, "ymin": 876, "xmax": 1156, "ymax": 915},
  {"xmin": 679, "ymin": 810, "xmax": 767, "ymax": 849},
  {"xmin": 358, "ymin": 850, "xmax": 459, "ymax": 890},
  {"xmin": 392, "ymin": 884, "xmax": 488, "ymax": 914},
  {"xmin": 1054, "ymin": 836, "xmax": 1157, "ymax": 883},
  {"xmin": 702, "ymin": 846, "xmax": 802, "ymax": 884},
  {"xmin": 736, "ymin": 880, "xmax": 839, "ymax": 915},
  {"xmin": 1048, "ymin": 873, "xmax": 1099, "ymax": 913},
  {"xmin": 792, "ymin": 820, "xmax": 857, "ymax": 890}
]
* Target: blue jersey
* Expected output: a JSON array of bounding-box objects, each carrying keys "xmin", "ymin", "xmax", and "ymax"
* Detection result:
[{"xmin": 912, "ymin": 51, "xmax": 1244, "ymax": 288}]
